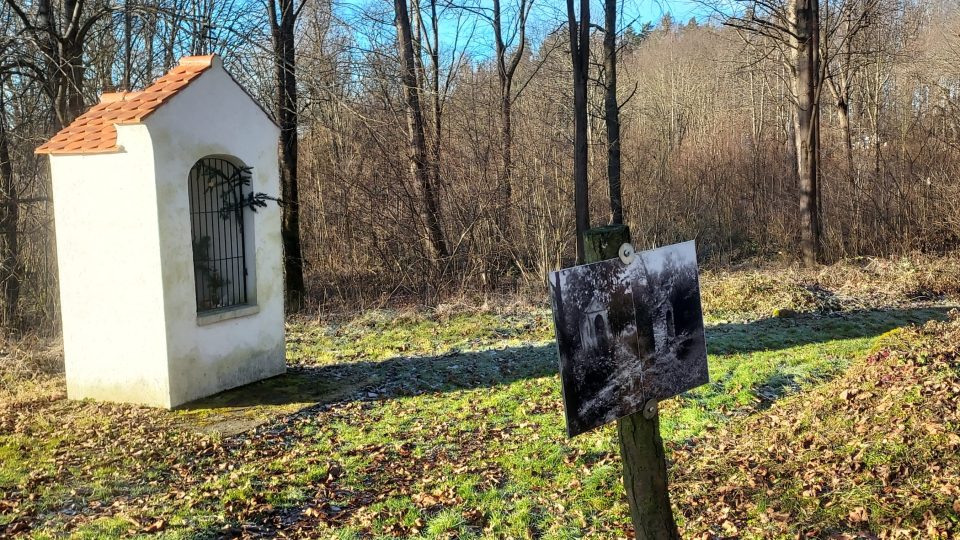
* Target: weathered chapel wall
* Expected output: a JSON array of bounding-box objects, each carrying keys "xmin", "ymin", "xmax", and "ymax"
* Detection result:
[
  {"xmin": 146, "ymin": 59, "xmax": 285, "ymax": 407},
  {"xmin": 50, "ymin": 124, "xmax": 173, "ymax": 407}
]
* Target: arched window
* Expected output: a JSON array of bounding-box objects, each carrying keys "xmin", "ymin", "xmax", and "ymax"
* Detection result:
[
  {"xmin": 188, "ymin": 157, "xmax": 250, "ymax": 312},
  {"xmin": 594, "ymin": 314, "xmax": 609, "ymax": 353}
]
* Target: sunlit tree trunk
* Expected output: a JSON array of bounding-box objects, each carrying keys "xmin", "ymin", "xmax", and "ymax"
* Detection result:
[
  {"xmin": 566, "ymin": 0, "xmax": 590, "ymax": 263},
  {"xmin": 603, "ymin": 0, "xmax": 623, "ymax": 225},
  {"xmin": 394, "ymin": 0, "xmax": 448, "ymax": 263},
  {"xmin": 791, "ymin": 0, "xmax": 821, "ymax": 266},
  {"xmin": 269, "ymin": 0, "xmax": 306, "ymax": 308}
]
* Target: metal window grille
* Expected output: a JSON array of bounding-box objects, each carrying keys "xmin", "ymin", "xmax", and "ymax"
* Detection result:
[{"xmin": 189, "ymin": 157, "xmax": 249, "ymax": 312}]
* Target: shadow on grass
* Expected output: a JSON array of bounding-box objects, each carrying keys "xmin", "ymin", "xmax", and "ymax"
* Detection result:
[
  {"xmin": 707, "ymin": 306, "xmax": 951, "ymax": 356},
  {"xmin": 182, "ymin": 343, "xmax": 558, "ymax": 410},
  {"xmin": 177, "ymin": 306, "xmax": 951, "ymax": 431}
]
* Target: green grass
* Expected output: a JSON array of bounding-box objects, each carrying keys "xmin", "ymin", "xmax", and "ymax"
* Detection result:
[
  {"xmin": 1, "ymin": 299, "xmax": 954, "ymax": 538},
  {"xmin": 288, "ymin": 310, "xmax": 554, "ymax": 365},
  {"xmin": 0, "ymin": 438, "xmax": 34, "ymax": 490},
  {"xmin": 170, "ymin": 306, "xmax": 951, "ymax": 537}
]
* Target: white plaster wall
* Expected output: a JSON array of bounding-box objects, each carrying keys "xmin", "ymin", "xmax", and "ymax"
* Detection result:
[
  {"xmin": 145, "ymin": 59, "xmax": 285, "ymax": 407},
  {"xmin": 50, "ymin": 125, "xmax": 172, "ymax": 407}
]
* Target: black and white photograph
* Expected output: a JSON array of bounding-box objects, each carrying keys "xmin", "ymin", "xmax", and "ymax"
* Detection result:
[{"xmin": 549, "ymin": 241, "xmax": 708, "ymax": 437}]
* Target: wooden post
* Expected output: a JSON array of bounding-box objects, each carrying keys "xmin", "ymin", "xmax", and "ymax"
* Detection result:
[
  {"xmin": 583, "ymin": 225, "xmax": 680, "ymax": 540},
  {"xmin": 583, "ymin": 224, "xmax": 629, "ymax": 263}
]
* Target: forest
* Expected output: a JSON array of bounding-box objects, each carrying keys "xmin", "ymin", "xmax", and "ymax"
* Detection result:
[{"xmin": 1, "ymin": 0, "xmax": 959, "ymax": 333}]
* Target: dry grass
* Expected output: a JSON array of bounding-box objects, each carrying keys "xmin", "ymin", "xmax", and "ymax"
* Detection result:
[
  {"xmin": 0, "ymin": 335, "xmax": 63, "ymax": 406},
  {"xmin": 700, "ymin": 252, "xmax": 960, "ymax": 321},
  {"xmin": 815, "ymin": 253, "xmax": 960, "ymax": 302},
  {"xmin": 305, "ymin": 253, "xmax": 960, "ymax": 326}
]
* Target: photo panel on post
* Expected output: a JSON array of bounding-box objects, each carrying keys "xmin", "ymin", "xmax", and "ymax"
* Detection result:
[{"xmin": 549, "ymin": 240, "xmax": 708, "ymax": 437}]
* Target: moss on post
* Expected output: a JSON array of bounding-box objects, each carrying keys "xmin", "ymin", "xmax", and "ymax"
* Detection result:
[
  {"xmin": 584, "ymin": 224, "xmax": 630, "ymax": 262},
  {"xmin": 583, "ymin": 225, "xmax": 679, "ymax": 540}
]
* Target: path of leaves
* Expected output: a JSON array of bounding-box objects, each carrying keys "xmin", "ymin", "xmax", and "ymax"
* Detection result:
[{"xmin": 671, "ymin": 316, "xmax": 960, "ymax": 538}]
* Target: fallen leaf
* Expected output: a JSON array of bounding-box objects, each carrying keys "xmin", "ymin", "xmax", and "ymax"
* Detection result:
[{"xmin": 849, "ymin": 507, "xmax": 868, "ymax": 523}]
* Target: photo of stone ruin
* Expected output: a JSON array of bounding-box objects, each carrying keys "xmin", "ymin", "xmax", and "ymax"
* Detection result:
[{"xmin": 550, "ymin": 241, "xmax": 708, "ymax": 436}]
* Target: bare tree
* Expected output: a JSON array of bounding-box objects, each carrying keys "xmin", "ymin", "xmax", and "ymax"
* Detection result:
[
  {"xmin": 794, "ymin": 0, "xmax": 821, "ymax": 266},
  {"xmin": 821, "ymin": 0, "xmax": 880, "ymax": 175},
  {"xmin": 4, "ymin": 0, "xmax": 114, "ymax": 127},
  {"xmin": 268, "ymin": 0, "xmax": 306, "ymax": 308},
  {"xmin": 566, "ymin": 0, "xmax": 590, "ymax": 263},
  {"xmin": 727, "ymin": 0, "xmax": 823, "ymax": 265},
  {"xmin": 492, "ymin": 0, "xmax": 531, "ymax": 235},
  {"xmin": 602, "ymin": 0, "xmax": 623, "ymax": 225},
  {"xmin": 412, "ymin": 0, "xmax": 459, "ymax": 255},
  {"xmin": 394, "ymin": 0, "xmax": 449, "ymax": 263}
]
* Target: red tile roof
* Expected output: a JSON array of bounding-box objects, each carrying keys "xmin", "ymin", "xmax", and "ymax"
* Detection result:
[{"xmin": 36, "ymin": 55, "xmax": 215, "ymax": 155}]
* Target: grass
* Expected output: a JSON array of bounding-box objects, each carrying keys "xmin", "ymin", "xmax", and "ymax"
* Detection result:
[
  {"xmin": 176, "ymin": 311, "xmax": 554, "ymax": 434},
  {"xmin": 1, "ymin": 262, "xmax": 959, "ymax": 538}
]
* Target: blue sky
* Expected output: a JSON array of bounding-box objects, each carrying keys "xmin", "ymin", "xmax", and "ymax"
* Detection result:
[{"xmin": 332, "ymin": 0, "xmax": 712, "ymax": 61}]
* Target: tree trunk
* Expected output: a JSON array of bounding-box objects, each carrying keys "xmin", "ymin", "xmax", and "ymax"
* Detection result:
[
  {"xmin": 0, "ymin": 92, "xmax": 19, "ymax": 332},
  {"xmin": 27, "ymin": 0, "xmax": 88, "ymax": 128},
  {"xmin": 123, "ymin": 0, "xmax": 133, "ymax": 90},
  {"xmin": 63, "ymin": 40, "xmax": 86, "ymax": 124},
  {"xmin": 491, "ymin": 0, "xmax": 529, "ymax": 272},
  {"xmin": 60, "ymin": 0, "xmax": 86, "ymax": 125},
  {"xmin": 498, "ymin": 78, "xmax": 514, "ymax": 235},
  {"xmin": 567, "ymin": 0, "xmax": 591, "ymax": 264},
  {"xmin": 394, "ymin": 0, "xmax": 448, "ymax": 262},
  {"xmin": 34, "ymin": 0, "xmax": 64, "ymax": 128},
  {"xmin": 791, "ymin": 0, "xmax": 821, "ymax": 267},
  {"xmin": 837, "ymin": 98, "xmax": 854, "ymax": 177},
  {"xmin": 269, "ymin": 0, "xmax": 306, "ymax": 309},
  {"xmin": 411, "ymin": 1, "xmax": 448, "ymax": 266},
  {"xmin": 603, "ymin": 0, "xmax": 623, "ymax": 225},
  {"xmin": 144, "ymin": 9, "xmax": 155, "ymax": 82},
  {"xmin": 427, "ymin": 0, "xmax": 443, "ymax": 224},
  {"xmin": 492, "ymin": 0, "xmax": 525, "ymax": 239}
]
